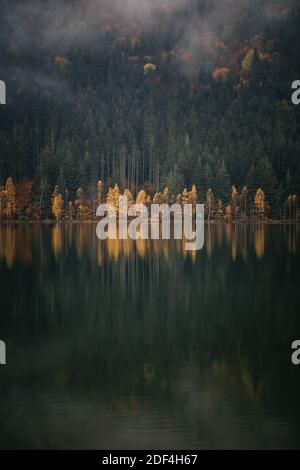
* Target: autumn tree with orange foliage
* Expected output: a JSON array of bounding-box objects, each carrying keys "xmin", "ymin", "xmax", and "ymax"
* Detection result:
[{"xmin": 16, "ymin": 178, "xmax": 33, "ymax": 219}]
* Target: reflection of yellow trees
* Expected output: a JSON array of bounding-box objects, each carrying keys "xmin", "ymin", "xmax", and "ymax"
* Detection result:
[
  {"xmin": 254, "ymin": 225, "xmax": 265, "ymax": 259},
  {"xmin": 231, "ymin": 226, "xmax": 237, "ymax": 261},
  {"xmin": 97, "ymin": 244, "xmax": 102, "ymax": 267},
  {"xmin": 216, "ymin": 224, "xmax": 223, "ymax": 247},
  {"xmin": 286, "ymin": 224, "xmax": 297, "ymax": 253},
  {"xmin": 225, "ymin": 223, "xmax": 231, "ymax": 246},
  {"xmin": 206, "ymin": 225, "xmax": 212, "ymax": 258},
  {"xmin": 123, "ymin": 239, "xmax": 132, "ymax": 259},
  {"xmin": 52, "ymin": 224, "xmax": 62, "ymax": 258},
  {"xmin": 0, "ymin": 226, "xmax": 34, "ymax": 268},
  {"xmin": 66, "ymin": 223, "xmax": 73, "ymax": 249},
  {"xmin": 241, "ymin": 225, "xmax": 248, "ymax": 261},
  {"xmin": 18, "ymin": 227, "xmax": 32, "ymax": 265},
  {"xmin": 107, "ymin": 238, "xmax": 121, "ymax": 262},
  {"xmin": 75, "ymin": 225, "xmax": 89, "ymax": 258},
  {"xmin": 4, "ymin": 226, "xmax": 16, "ymax": 268},
  {"xmin": 189, "ymin": 249, "xmax": 197, "ymax": 263},
  {"xmin": 162, "ymin": 240, "xmax": 169, "ymax": 259},
  {"xmin": 213, "ymin": 358, "xmax": 269, "ymax": 401},
  {"xmin": 1, "ymin": 223, "xmax": 296, "ymax": 269},
  {"xmin": 136, "ymin": 238, "xmax": 146, "ymax": 258}
]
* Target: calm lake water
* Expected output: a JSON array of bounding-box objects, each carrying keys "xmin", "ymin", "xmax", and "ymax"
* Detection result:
[{"xmin": 0, "ymin": 223, "xmax": 300, "ymax": 449}]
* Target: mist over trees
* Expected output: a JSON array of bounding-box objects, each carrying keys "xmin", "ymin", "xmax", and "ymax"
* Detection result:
[{"xmin": 0, "ymin": 0, "xmax": 299, "ymax": 219}]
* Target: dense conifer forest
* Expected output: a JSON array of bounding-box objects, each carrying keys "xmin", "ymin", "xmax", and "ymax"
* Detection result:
[{"xmin": 0, "ymin": 0, "xmax": 299, "ymax": 220}]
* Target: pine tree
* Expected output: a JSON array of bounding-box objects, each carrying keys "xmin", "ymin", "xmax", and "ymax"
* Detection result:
[
  {"xmin": 215, "ymin": 160, "xmax": 231, "ymax": 203},
  {"xmin": 75, "ymin": 187, "xmax": 89, "ymax": 219},
  {"xmin": 241, "ymin": 186, "xmax": 249, "ymax": 219}
]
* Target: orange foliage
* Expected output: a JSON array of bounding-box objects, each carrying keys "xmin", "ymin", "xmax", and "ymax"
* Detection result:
[
  {"xmin": 212, "ymin": 67, "xmax": 230, "ymax": 81},
  {"xmin": 16, "ymin": 178, "xmax": 33, "ymax": 217}
]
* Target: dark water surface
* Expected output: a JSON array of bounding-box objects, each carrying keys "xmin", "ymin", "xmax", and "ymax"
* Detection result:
[{"xmin": 0, "ymin": 223, "xmax": 300, "ymax": 449}]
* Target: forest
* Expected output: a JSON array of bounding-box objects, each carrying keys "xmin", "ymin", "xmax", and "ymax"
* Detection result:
[{"xmin": 0, "ymin": 0, "xmax": 300, "ymax": 221}]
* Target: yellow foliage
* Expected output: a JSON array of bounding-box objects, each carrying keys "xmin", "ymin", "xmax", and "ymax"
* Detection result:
[
  {"xmin": 144, "ymin": 63, "xmax": 156, "ymax": 74},
  {"xmin": 225, "ymin": 205, "xmax": 232, "ymax": 221},
  {"xmin": 4, "ymin": 177, "xmax": 16, "ymax": 219},
  {"xmin": 107, "ymin": 184, "xmax": 120, "ymax": 213},
  {"xmin": 136, "ymin": 189, "xmax": 147, "ymax": 205},
  {"xmin": 231, "ymin": 185, "xmax": 238, "ymax": 200},
  {"xmin": 190, "ymin": 185, "xmax": 198, "ymax": 204},
  {"xmin": 254, "ymin": 188, "xmax": 266, "ymax": 219},
  {"xmin": 122, "ymin": 189, "xmax": 133, "ymax": 214},
  {"xmin": 242, "ymin": 48, "xmax": 255, "ymax": 72},
  {"xmin": 161, "ymin": 187, "xmax": 170, "ymax": 204},
  {"xmin": 51, "ymin": 186, "xmax": 63, "ymax": 220}
]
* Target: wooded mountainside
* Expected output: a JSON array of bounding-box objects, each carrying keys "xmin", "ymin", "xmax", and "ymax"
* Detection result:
[{"xmin": 0, "ymin": 0, "xmax": 300, "ymax": 219}]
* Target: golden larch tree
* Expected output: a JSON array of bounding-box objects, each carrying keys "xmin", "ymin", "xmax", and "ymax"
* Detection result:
[
  {"xmin": 231, "ymin": 185, "xmax": 238, "ymax": 220},
  {"xmin": 136, "ymin": 189, "xmax": 147, "ymax": 205},
  {"xmin": 51, "ymin": 186, "xmax": 63, "ymax": 220},
  {"xmin": 254, "ymin": 188, "xmax": 266, "ymax": 221},
  {"xmin": 5, "ymin": 177, "xmax": 17, "ymax": 219},
  {"xmin": 97, "ymin": 180, "xmax": 103, "ymax": 206}
]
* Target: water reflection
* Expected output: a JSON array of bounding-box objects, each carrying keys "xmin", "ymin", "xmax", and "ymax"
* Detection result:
[
  {"xmin": 0, "ymin": 223, "xmax": 300, "ymax": 449},
  {"xmin": 0, "ymin": 223, "xmax": 299, "ymax": 269}
]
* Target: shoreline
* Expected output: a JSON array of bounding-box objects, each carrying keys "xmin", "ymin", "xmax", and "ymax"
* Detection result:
[{"xmin": 0, "ymin": 220, "xmax": 299, "ymax": 225}]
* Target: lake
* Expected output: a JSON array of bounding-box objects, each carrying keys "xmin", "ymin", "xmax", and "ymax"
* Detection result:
[{"xmin": 0, "ymin": 223, "xmax": 300, "ymax": 449}]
